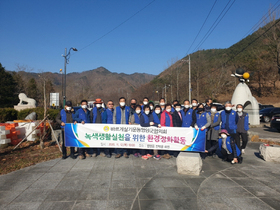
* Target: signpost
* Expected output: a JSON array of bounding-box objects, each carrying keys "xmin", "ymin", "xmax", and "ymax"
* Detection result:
[{"xmin": 50, "ymin": 93, "xmax": 59, "ymax": 108}]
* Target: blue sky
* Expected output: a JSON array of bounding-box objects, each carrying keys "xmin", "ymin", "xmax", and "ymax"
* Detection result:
[{"xmin": 0, "ymin": 0, "xmax": 278, "ymax": 75}]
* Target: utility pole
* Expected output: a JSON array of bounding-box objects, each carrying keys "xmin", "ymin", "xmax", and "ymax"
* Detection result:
[
  {"xmin": 188, "ymin": 55, "xmax": 191, "ymax": 102},
  {"xmin": 165, "ymin": 84, "xmax": 167, "ymax": 102}
]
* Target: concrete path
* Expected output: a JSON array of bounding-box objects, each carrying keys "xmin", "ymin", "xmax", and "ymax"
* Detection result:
[
  {"xmin": 250, "ymin": 124, "xmax": 280, "ymax": 143},
  {"xmin": 0, "ymin": 142, "xmax": 280, "ymax": 210}
]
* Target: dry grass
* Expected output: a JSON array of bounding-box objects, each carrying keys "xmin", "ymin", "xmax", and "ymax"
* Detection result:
[{"xmin": 0, "ymin": 140, "xmax": 62, "ymax": 175}]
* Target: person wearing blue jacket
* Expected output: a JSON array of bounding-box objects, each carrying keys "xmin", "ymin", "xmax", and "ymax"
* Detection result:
[
  {"xmin": 206, "ymin": 129, "xmax": 242, "ymax": 164},
  {"xmin": 236, "ymin": 104, "xmax": 249, "ymax": 154},
  {"xmin": 55, "ymin": 101, "xmax": 77, "ymax": 159},
  {"xmin": 73, "ymin": 99, "xmax": 92, "ymax": 159},
  {"xmin": 220, "ymin": 101, "xmax": 239, "ymax": 147},
  {"xmin": 106, "ymin": 100, "xmax": 114, "ymax": 124},
  {"xmin": 113, "ymin": 97, "xmax": 130, "ymax": 158},
  {"xmin": 181, "ymin": 100, "xmax": 195, "ymax": 128},
  {"xmin": 140, "ymin": 105, "xmax": 160, "ymax": 160},
  {"xmin": 91, "ymin": 98, "xmax": 109, "ymax": 157}
]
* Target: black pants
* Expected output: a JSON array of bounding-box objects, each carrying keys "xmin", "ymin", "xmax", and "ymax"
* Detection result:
[
  {"xmin": 221, "ymin": 148, "xmax": 234, "ymax": 161},
  {"xmin": 236, "ymin": 132, "xmax": 248, "ymax": 150},
  {"xmin": 206, "ymin": 140, "xmax": 218, "ymax": 154},
  {"xmin": 61, "ymin": 130, "xmax": 74, "ymax": 156}
]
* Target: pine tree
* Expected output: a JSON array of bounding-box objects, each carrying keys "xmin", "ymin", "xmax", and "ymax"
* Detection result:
[{"xmin": 0, "ymin": 63, "xmax": 18, "ymax": 107}]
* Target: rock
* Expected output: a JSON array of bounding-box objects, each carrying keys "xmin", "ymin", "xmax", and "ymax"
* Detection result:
[
  {"xmin": 259, "ymin": 144, "xmax": 280, "ymax": 163},
  {"xmin": 176, "ymin": 152, "xmax": 202, "ymax": 176}
]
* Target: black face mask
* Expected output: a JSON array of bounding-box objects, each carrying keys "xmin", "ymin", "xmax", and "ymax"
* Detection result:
[
  {"xmin": 197, "ymin": 108, "xmax": 204, "ymax": 113},
  {"xmin": 131, "ymin": 103, "xmax": 136, "ymax": 106}
]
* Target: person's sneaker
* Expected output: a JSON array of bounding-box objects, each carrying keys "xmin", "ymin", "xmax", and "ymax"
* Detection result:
[
  {"xmin": 70, "ymin": 154, "xmax": 76, "ymax": 159},
  {"xmin": 242, "ymin": 149, "xmax": 245, "ymax": 154},
  {"xmin": 134, "ymin": 153, "xmax": 139, "ymax": 157},
  {"xmin": 153, "ymin": 155, "xmax": 161, "ymax": 160},
  {"xmin": 62, "ymin": 155, "xmax": 67, "ymax": 159},
  {"xmin": 86, "ymin": 153, "xmax": 92, "ymax": 158},
  {"xmin": 146, "ymin": 154, "xmax": 153, "ymax": 158},
  {"xmin": 79, "ymin": 155, "xmax": 85, "ymax": 160},
  {"xmin": 106, "ymin": 154, "xmax": 111, "ymax": 158},
  {"xmin": 162, "ymin": 154, "xmax": 170, "ymax": 159},
  {"xmin": 92, "ymin": 153, "xmax": 97, "ymax": 157},
  {"xmin": 100, "ymin": 152, "xmax": 106, "ymax": 157},
  {"xmin": 141, "ymin": 155, "xmax": 149, "ymax": 160},
  {"xmin": 123, "ymin": 152, "xmax": 129, "ymax": 158},
  {"xmin": 115, "ymin": 154, "xmax": 121, "ymax": 158}
]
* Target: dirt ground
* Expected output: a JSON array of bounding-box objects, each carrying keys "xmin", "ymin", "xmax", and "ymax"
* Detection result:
[{"xmin": 0, "ymin": 140, "xmax": 62, "ymax": 175}]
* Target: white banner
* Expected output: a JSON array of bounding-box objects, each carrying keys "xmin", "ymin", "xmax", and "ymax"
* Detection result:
[{"xmin": 65, "ymin": 123, "xmax": 206, "ymax": 152}]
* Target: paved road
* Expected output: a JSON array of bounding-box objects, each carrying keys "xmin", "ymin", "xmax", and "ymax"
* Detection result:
[
  {"xmin": 250, "ymin": 123, "xmax": 280, "ymax": 142},
  {"xmin": 0, "ymin": 142, "xmax": 280, "ymax": 210}
]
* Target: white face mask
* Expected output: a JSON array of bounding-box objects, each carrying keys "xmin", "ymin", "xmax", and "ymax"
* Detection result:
[
  {"xmin": 136, "ymin": 110, "xmax": 141, "ymax": 114},
  {"xmin": 211, "ymin": 108, "xmax": 217, "ymax": 113},
  {"xmin": 192, "ymin": 103, "xmax": 197, "ymax": 107},
  {"xmin": 145, "ymin": 111, "xmax": 150, "ymax": 115},
  {"xmin": 143, "ymin": 101, "xmax": 148, "ymax": 105},
  {"xmin": 120, "ymin": 102, "xmax": 125, "ymax": 107},
  {"xmin": 184, "ymin": 105, "xmax": 190, "ymax": 109},
  {"xmin": 225, "ymin": 107, "xmax": 232, "ymax": 111},
  {"xmin": 150, "ymin": 106, "xmax": 154, "ymax": 110},
  {"xmin": 175, "ymin": 108, "xmax": 181, "ymax": 112},
  {"xmin": 155, "ymin": 110, "xmax": 161, "ymax": 114},
  {"xmin": 166, "ymin": 109, "xmax": 171, "ymax": 112},
  {"xmin": 81, "ymin": 105, "xmax": 87, "ymax": 109},
  {"xmin": 221, "ymin": 134, "xmax": 227, "ymax": 139},
  {"xmin": 66, "ymin": 107, "xmax": 71, "ymax": 111},
  {"xmin": 160, "ymin": 102, "xmax": 165, "ymax": 106},
  {"xmin": 96, "ymin": 104, "xmax": 101, "ymax": 108},
  {"xmin": 101, "ymin": 103, "xmax": 105, "ymax": 108},
  {"xmin": 237, "ymin": 108, "xmax": 243, "ymax": 112}
]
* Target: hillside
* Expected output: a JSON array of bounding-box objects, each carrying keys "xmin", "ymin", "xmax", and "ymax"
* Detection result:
[
  {"xmin": 133, "ymin": 18, "xmax": 280, "ymax": 104},
  {"xmin": 13, "ymin": 67, "xmax": 155, "ymax": 105}
]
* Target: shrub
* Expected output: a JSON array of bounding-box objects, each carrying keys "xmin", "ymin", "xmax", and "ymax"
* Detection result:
[
  {"xmin": 17, "ymin": 108, "xmax": 60, "ymax": 121},
  {"xmin": 0, "ymin": 108, "xmax": 18, "ymax": 123}
]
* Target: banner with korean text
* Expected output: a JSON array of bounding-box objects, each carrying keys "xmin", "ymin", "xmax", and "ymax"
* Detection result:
[{"xmin": 65, "ymin": 123, "xmax": 206, "ymax": 152}]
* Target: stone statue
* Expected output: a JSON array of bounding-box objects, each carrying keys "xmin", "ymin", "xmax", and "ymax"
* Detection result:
[
  {"xmin": 17, "ymin": 93, "xmax": 36, "ymax": 106},
  {"xmin": 14, "ymin": 93, "xmax": 36, "ymax": 111},
  {"xmin": 231, "ymin": 68, "xmax": 260, "ymax": 125}
]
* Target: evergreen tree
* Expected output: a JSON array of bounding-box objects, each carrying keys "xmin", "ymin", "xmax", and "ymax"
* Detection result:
[{"xmin": 0, "ymin": 63, "xmax": 18, "ymax": 107}]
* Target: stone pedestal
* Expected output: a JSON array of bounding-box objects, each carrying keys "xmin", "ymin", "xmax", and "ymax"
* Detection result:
[
  {"xmin": 259, "ymin": 144, "xmax": 280, "ymax": 163},
  {"xmin": 14, "ymin": 105, "xmax": 36, "ymax": 111},
  {"xmin": 176, "ymin": 152, "xmax": 202, "ymax": 176}
]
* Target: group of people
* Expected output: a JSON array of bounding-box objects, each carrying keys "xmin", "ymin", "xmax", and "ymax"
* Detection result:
[{"xmin": 56, "ymin": 96, "xmax": 249, "ymax": 164}]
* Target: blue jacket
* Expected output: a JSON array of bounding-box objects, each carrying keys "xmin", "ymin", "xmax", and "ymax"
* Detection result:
[
  {"xmin": 133, "ymin": 113, "xmax": 141, "ymax": 124},
  {"xmin": 180, "ymin": 108, "xmax": 193, "ymax": 127},
  {"xmin": 218, "ymin": 136, "xmax": 241, "ymax": 157},
  {"xmin": 115, "ymin": 106, "xmax": 130, "ymax": 124},
  {"xmin": 152, "ymin": 111, "xmax": 161, "ymax": 124},
  {"xmin": 106, "ymin": 108, "xmax": 114, "ymax": 124},
  {"xmin": 140, "ymin": 113, "xmax": 158, "ymax": 127},
  {"xmin": 244, "ymin": 113, "xmax": 249, "ymax": 131},
  {"xmin": 59, "ymin": 109, "xmax": 75, "ymax": 128},
  {"xmin": 221, "ymin": 110, "xmax": 238, "ymax": 134},
  {"xmin": 92, "ymin": 107, "xmax": 107, "ymax": 123},
  {"xmin": 196, "ymin": 112, "xmax": 207, "ymax": 128},
  {"xmin": 74, "ymin": 108, "xmax": 91, "ymax": 123}
]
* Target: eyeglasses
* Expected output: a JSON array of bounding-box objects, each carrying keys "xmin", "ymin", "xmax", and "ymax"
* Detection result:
[{"xmin": 108, "ymin": 104, "xmax": 114, "ymax": 105}]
